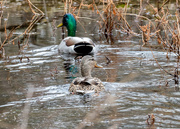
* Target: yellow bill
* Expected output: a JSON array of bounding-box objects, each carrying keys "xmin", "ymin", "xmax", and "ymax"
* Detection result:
[
  {"xmin": 94, "ymin": 63, "xmax": 103, "ymax": 68},
  {"xmin": 57, "ymin": 23, "xmax": 63, "ymax": 28}
]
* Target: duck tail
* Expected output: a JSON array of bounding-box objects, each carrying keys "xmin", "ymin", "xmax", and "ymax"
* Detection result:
[{"xmin": 74, "ymin": 42, "xmax": 94, "ymax": 54}]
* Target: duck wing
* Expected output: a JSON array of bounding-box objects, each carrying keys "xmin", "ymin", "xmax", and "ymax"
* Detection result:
[
  {"xmin": 69, "ymin": 77, "xmax": 104, "ymax": 94},
  {"xmin": 82, "ymin": 77, "xmax": 100, "ymax": 86}
]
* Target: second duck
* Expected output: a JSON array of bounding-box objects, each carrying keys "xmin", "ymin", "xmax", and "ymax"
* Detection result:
[{"xmin": 57, "ymin": 13, "xmax": 96, "ymax": 54}]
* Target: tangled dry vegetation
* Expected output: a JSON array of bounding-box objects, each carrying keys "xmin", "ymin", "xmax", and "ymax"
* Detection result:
[
  {"xmin": 0, "ymin": 0, "xmax": 180, "ymax": 84},
  {"xmin": 67, "ymin": 0, "xmax": 180, "ymax": 54},
  {"xmin": 65, "ymin": 0, "xmax": 180, "ymax": 84},
  {"xmin": 0, "ymin": 0, "xmax": 44, "ymax": 58},
  {"xmin": 1, "ymin": 0, "xmax": 178, "ymax": 128}
]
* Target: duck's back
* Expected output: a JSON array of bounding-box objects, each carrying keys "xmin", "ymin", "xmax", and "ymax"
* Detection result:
[
  {"xmin": 69, "ymin": 77, "xmax": 104, "ymax": 94},
  {"xmin": 58, "ymin": 37, "xmax": 96, "ymax": 54}
]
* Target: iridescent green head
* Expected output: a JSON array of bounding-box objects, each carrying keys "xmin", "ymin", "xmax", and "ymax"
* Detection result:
[{"xmin": 57, "ymin": 13, "xmax": 77, "ymax": 36}]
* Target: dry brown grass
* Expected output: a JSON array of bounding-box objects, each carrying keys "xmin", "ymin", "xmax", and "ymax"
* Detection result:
[{"xmin": 0, "ymin": 0, "xmax": 44, "ymax": 57}]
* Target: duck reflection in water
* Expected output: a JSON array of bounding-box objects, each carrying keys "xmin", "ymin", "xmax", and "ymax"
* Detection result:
[{"xmin": 61, "ymin": 54, "xmax": 81, "ymax": 80}]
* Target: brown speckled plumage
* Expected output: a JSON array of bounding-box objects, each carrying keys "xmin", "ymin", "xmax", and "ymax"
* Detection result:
[{"xmin": 69, "ymin": 55, "xmax": 104, "ymax": 94}]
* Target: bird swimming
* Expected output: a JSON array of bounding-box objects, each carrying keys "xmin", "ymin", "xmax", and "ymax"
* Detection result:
[
  {"xmin": 69, "ymin": 55, "xmax": 104, "ymax": 94},
  {"xmin": 57, "ymin": 13, "xmax": 96, "ymax": 54}
]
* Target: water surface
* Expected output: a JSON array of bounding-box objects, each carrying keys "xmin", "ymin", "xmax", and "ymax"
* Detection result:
[{"xmin": 0, "ymin": 0, "xmax": 180, "ymax": 128}]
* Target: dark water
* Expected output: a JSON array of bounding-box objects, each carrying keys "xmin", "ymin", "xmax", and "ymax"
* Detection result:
[{"xmin": 0, "ymin": 0, "xmax": 180, "ymax": 129}]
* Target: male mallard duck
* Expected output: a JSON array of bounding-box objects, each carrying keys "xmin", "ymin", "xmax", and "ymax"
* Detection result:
[
  {"xmin": 69, "ymin": 55, "xmax": 104, "ymax": 94},
  {"xmin": 57, "ymin": 13, "xmax": 96, "ymax": 54}
]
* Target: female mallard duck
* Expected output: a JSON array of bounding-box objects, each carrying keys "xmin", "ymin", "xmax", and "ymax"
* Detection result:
[
  {"xmin": 57, "ymin": 13, "xmax": 96, "ymax": 54},
  {"xmin": 69, "ymin": 55, "xmax": 104, "ymax": 94}
]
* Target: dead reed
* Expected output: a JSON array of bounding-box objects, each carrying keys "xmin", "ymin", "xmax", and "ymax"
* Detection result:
[
  {"xmin": 0, "ymin": 0, "xmax": 44, "ymax": 58},
  {"xmin": 142, "ymin": 0, "xmax": 180, "ymax": 84},
  {"xmin": 1, "ymin": 1, "xmax": 179, "ymax": 84},
  {"xmin": 2, "ymin": 0, "xmax": 180, "ymax": 127},
  {"xmin": 75, "ymin": 95, "xmax": 116, "ymax": 129},
  {"xmin": 63, "ymin": 0, "xmax": 180, "ymax": 85},
  {"xmin": 0, "ymin": 1, "xmax": 44, "ymax": 128}
]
